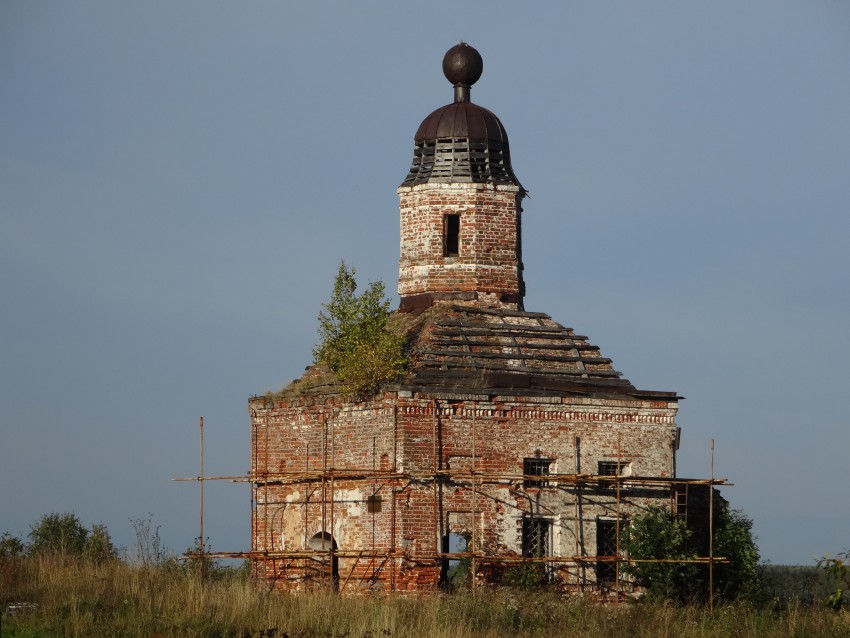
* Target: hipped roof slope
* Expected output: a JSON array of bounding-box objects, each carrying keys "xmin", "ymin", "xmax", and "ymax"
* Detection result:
[{"xmin": 395, "ymin": 304, "xmax": 679, "ymax": 400}]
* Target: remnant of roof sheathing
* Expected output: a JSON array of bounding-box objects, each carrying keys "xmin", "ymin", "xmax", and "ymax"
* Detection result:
[{"xmin": 399, "ymin": 304, "xmax": 679, "ymax": 400}]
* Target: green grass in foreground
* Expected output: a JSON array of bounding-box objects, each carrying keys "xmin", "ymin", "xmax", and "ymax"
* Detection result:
[{"xmin": 1, "ymin": 555, "xmax": 849, "ymax": 638}]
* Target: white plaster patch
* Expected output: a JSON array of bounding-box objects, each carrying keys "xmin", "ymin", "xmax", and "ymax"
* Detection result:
[{"xmin": 334, "ymin": 488, "xmax": 366, "ymax": 518}]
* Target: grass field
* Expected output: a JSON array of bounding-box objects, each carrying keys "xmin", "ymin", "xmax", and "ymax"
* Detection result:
[{"xmin": 1, "ymin": 555, "xmax": 848, "ymax": 638}]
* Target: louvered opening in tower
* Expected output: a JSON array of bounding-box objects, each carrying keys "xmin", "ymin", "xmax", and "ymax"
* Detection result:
[{"xmin": 401, "ymin": 138, "xmax": 518, "ymax": 186}]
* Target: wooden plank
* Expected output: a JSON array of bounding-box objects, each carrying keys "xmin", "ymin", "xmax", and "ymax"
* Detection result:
[
  {"xmin": 413, "ymin": 362, "xmax": 625, "ymax": 379},
  {"xmin": 429, "ymin": 336, "xmax": 600, "ymax": 351},
  {"xmin": 448, "ymin": 306, "xmax": 552, "ymax": 319},
  {"xmin": 417, "ymin": 349, "xmax": 612, "ymax": 365},
  {"xmin": 435, "ymin": 320, "xmax": 570, "ymax": 333}
]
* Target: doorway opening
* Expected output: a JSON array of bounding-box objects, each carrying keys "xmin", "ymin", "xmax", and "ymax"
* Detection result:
[{"xmin": 308, "ymin": 531, "xmax": 339, "ymax": 590}]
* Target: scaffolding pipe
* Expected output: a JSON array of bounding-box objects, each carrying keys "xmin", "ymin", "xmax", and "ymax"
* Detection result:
[
  {"xmin": 186, "ymin": 549, "xmax": 728, "ymax": 565},
  {"xmin": 321, "ymin": 417, "xmax": 327, "ymax": 555},
  {"xmin": 176, "ymin": 472, "xmax": 730, "ymax": 486},
  {"xmin": 433, "ymin": 400, "xmax": 440, "ymax": 562},
  {"xmin": 330, "ymin": 413, "xmax": 336, "ymax": 591},
  {"xmin": 471, "ymin": 404, "xmax": 476, "ymax": 595},
  {"xmin": 391, "ymin": 405, "xmax": 397, "ymax": 594},
  {"xmin": 615, "ymin": 434, "xmax": 621, "ymax": 604},
  {"xmin": 199, "ymin": 417, "xmax": 204, "ymax": 553},
  {"xmin": 709, "ymin": 438, "xmax": 715, "ymax": 612},
  {"xmin": 264, "ymin": 413, "xmax": 270, "ymax": 561},
  {"xmin": 250, "ymin": 412, "xmax": 256, "ymax": 578}
]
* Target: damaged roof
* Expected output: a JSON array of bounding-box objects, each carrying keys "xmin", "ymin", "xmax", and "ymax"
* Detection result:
[{"xmin": 397, "ymin": 304, "xmax": 679, "ymax": 401}]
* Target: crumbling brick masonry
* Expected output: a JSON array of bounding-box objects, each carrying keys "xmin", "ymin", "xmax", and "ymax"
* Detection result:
[{"xmin": 249, "ymin": 43, "xmax": 689, "ymax": 594}]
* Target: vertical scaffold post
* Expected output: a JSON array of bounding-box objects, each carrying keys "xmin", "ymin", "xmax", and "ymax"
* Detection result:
[
  {"xmin": 330, "ymin": 413, "xmax": 336, "ymax": 591},
  {"xmin": 321, "ymin": 416, "xmax": 328, "ymax": 585},
  {"xmin": 250, "ymin": 411, "xmax": 256, "ymax": 577},
  {"xmin": 615, "ymin": 434, "xmax": 621, "ymax": 605},
  {"xmin": 372, "ymin": 435, "xmax": 377, "ymax": 575},
  {"xmin": 391, "ymin": 405, "xmax": 397, "ymax": 594},
  {"xmin": 573, "ymin": 436, "xmax": 580, "ymax": 590},
  {"xmin": 709, "ymin": 438, "xmax": 715, "ymax": 612},
  {"xmin": 264, "ymin": 413, "xmax": 270, "ymax": 559},
  {"xmin": 199, "ymin": 416, "xmax": 205, "ymax": 581},
  {"xmin": 471, "ymin": 404, "xmax": 476, "ymax": 596},
  {"xmin": 433, "ymin": 400, "xmax": 439, "ymax": 562},
  {"xmin": 304, "ymin": 442, "xmax": 310, "ymax": 550}
]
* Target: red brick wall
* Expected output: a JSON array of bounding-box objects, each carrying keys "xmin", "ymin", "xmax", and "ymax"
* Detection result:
[
  {"xmin": 397, "ymin": 183, "xmax": 524, "ymax": 308},
  {"xmin": 249, "ymin": 391, "xmax": 678, "ymax": 593}
]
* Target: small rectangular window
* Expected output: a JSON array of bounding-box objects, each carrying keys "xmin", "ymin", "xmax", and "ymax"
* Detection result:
[
  {"xmin": 523, "ymin": 458, "xmax": 552, "ymax": 488},
  {"xmin": 444, "ymin": 214, "xmax": 460, "ymax": 256},
  {"xmin": 596, "ymin": 518, "xmax": 627, "ymax": 584},
  {"xmin": 598, "ymin": 461, "xmax": 625, "ymax": 476},
  {"xmin": 522, "ymin": 517, "xmax": 550, "ymax": 558},
  {"xmin": 598, "ymin": 461, "xmax": 629, "ymax": 489}
]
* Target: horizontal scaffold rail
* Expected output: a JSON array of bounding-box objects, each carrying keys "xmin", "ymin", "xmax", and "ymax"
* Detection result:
[
  {"xmin": 174, "ymin": 471, "xmax": 730, "ymax": 487},
  {"xmin": 182, "ymin": 549, "xmax": 728, "ymax": 565}
]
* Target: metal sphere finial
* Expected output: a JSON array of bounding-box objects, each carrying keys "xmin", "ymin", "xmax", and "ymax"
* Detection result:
[{"xmin": 443, "ymin": 42, "xmax": 483, "ymax": 102}]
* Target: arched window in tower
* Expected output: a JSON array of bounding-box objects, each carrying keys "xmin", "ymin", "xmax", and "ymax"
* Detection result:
[{"xmin": 445, "ymin": 214, "xmax": 460, "ymax": 257}]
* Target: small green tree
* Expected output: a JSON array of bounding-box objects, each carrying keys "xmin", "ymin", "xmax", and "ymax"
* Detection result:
[
  {"xmin": 313, "ymin": 262, "xmax": 407, "ymax": 396},
  {"xmin": 713, "ymin": 506, "xmax": 761, "ymax": 600},
  {"xmin": 818, "ymin": 550, "xmax": 850, "ymax": 610},
  {"xmin": 622, "ymin": 506, "xmax": 698, "ymax": 601},
  {"xmin": 0, "ymin": 531, "xmax": 25, "ymax": 557},
  {"xmin": 28, "ymin": 512, "xmax": 89, "ymax": 556},
  {"xmin": 625, "ymin": 500, "xmax": 761, "ymax": 604},
  {"xmin": 84, "ymin": 523, "xmax": 116, "ymax": 563}
]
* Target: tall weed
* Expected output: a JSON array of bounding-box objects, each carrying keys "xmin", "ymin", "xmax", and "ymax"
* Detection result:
[{"xmin": 2, "ymin": 555, "xmax": 848, "ymax": 637}]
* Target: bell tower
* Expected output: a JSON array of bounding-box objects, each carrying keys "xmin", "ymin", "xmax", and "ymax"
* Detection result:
[{"xmin": 397, "ymin": 43, "xmax": 526, "ymax": 311}]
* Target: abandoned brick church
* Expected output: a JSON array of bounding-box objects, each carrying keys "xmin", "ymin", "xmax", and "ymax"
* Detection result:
[{"xmin": 248, "ymin": 44, "xmax": 695, "ymax": 593}]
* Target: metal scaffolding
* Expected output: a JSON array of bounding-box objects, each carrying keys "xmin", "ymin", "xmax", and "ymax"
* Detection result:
[{"xmin": 175, "ymin": 414, "xmax": 728, "ymax": 605}]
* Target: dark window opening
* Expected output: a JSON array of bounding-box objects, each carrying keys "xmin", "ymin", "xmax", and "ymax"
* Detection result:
[
  {"xmin": 445, "ymin": 214, "xmax": 460, "ymax": 256},
  {"xmin": 598, "ymin": 461, "xmax": 628, "ymax": 489},
  {"xmin": 440, "ymin": 532, "xmax": 469, "ymax": 590},
  {"xmin": 596, "ymin": 519, "xmax": 626, "ymax": 584},
  {"xmin": 598, "ymin": 461, "xmax": 627, "ymax": 476},
  {"xmin": 522, "ymin": 518, "xmax": 550, "ymax": 558},
  {"xmin": 524, "ymin": 457, "xmax": 552, "ymax": 488}
]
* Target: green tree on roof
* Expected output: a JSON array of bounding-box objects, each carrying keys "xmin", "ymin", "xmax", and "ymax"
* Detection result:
[{"xmin": 313, "ymin": 262, "xmax": 408, "ymax": 397}]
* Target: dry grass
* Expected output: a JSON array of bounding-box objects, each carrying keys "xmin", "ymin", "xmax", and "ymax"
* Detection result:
[{"xmin": 1, "ymin": 555, "xmax": 848, "ymax": 638}]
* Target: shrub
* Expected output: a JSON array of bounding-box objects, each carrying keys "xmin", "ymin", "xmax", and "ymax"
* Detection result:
[
  {"xmin": 624, "ymin": 501, "xmax": 761, "ymax": 603},
  {"xmin": 622, "ymin": 506, "xmax": 698, "ymax": 601},
  {"xmin": 27, "ymin": 513, "xmax": 117, "ymax": 564},
  {"xmin": 0, "ymin": 531, "xmax": 25, "ymax": 557},
  {"xmin": 28, "ymin": 512, "xmax": 89, "ymax": 556},
  {"xmin": 818, "ymin": 549, "xmax": 850, "ymax": 610},
  {"xmin": 713, "ymin": 506, "xmax": 761, "ymax": 600},
  {"xmin": 83, "ymin": 523, "xmax": 116, "ymax": 564}
]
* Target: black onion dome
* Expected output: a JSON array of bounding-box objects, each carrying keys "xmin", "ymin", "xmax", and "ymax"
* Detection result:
[{"xmin": 401, "ymin": 43, "xmax": 523, "ymax": 191}]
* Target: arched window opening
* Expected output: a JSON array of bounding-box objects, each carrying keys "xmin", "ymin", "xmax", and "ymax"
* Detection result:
[{"xmin": 307, "ymin": 531, "xmax": 339, "ymax": 591}]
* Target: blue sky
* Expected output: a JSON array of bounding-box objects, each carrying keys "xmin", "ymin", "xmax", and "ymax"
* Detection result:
[{"xmin": 1, "ymin": 1, "xmax": 848, "ymax": 565}]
